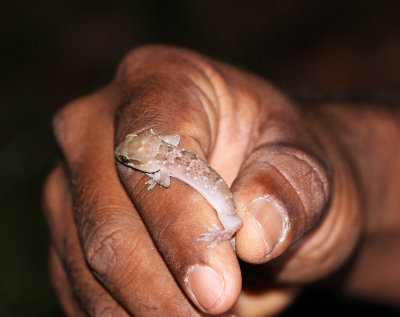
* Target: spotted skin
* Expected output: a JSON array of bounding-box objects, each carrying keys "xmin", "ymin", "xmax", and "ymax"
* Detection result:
[{"xmin": 115, "ymin": 129, "xmax": 242, "ymax": 248}]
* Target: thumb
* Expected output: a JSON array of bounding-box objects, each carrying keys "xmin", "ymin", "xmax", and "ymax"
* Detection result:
[{"xmin": 233, "ymin": 129, "xmax": 330, "ymax": 265}]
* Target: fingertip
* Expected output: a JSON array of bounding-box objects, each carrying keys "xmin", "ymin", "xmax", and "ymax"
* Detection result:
[
  {"xmin": 235, "ymin": 205, "xmax": 270, "ymax": 263},
  {"xmin": 184, "ymin": 261, "xmax": 241, "ymax": 315},
  {"xmin": 235, "ymin": 198, "xmax": 291, "ymax": 263},
  {"xmin": 185, "ymin": 265, "xmax": 225, "ymax": 313}
]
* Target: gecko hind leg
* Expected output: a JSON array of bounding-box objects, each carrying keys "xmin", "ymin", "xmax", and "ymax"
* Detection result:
[
  {"xmin": 197, "ymin": 224, "xmax": 235, "ymax": 249},
  {"xmin": 145, "ymin": 177, "xmax": 158, "ymax": 190}
]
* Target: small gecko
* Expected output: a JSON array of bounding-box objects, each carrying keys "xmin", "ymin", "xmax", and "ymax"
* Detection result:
[{"xmin": 115, "ymin": 129, "xmax": 242, "ymax": 248}]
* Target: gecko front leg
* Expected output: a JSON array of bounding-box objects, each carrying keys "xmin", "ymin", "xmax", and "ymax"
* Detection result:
[{"xmin": 145, "ymin": 167, "xmax": 170, "ymax": 190}]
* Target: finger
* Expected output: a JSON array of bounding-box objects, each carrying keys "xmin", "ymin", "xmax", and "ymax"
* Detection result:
[
  {"xmin": 48, "ymin": 245, "xmax": 88, "ymax": 317},
  {"xmin": 114, "ymin": 46, "xmax": 242, "ymax": 313},
  {"xmin": 233, "ymin": 109, "xmax": 362, "ymax": 281},
  {"xmin": 234, "ymin": 144, "xmax": 330, "ymax": 263},
  {"xmin": 233, "ymin": 286, "xmax": 300, "ymax": 317},
  {"xmin": 232, "ymin": 260, "xmax": 299, "ymax": 317},
  {"xmin": 44, "ymin": 162, "xmax": 200, "ymax": 315},
  {"xmin": 44, "ymin": 164, "xmax": 130, "ymax": 316}
]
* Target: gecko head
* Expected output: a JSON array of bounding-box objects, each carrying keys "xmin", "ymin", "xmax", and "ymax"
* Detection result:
[{"xmin": 115, "ymin": 132, "xmax": 161, "ymax": 170}]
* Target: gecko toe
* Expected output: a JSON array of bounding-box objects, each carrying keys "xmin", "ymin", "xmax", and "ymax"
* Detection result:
[
  {"xmin": 197, "ymin": 224, "xmax": 236, "ymax": 248},
  {"xmin": 207, "ymin": 241, "xmax": 218, "ymax": 249},
  {"xmin": 145, "ymin": 179, "xmax": 157, "ymax": 190}
]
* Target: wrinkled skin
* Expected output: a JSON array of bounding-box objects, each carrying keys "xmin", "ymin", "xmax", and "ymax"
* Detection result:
[{"xmin": 43, "ymin": 45, "xmax": 400, "ymax": 316}]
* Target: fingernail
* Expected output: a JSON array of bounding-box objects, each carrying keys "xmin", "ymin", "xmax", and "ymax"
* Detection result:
[
  {"xmin": 249, "ymin": 196, "xmax": 288, "ymax": 255},
  {"xmin": 185, "ymin": 265, "xmax": 224, "ymax": 312}
]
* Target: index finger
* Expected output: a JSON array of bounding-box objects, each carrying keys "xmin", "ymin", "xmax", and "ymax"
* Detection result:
[{"xmin": 115, "ymin": 46, "xmax": 242, "ymax": 314}]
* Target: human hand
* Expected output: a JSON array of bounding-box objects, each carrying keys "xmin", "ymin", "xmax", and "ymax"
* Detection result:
[{"xmin": 43, "ymin": 45, "xmax": 363, "ymax": 316}]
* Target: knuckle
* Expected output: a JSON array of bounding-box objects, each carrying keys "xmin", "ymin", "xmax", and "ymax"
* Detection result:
[
  {"xmin": 118, "ymin": 45, "xmax": 174, "ymax": 71},
  {"xmin": 116, "ymin": 44, "xmax": 201, "ymax": 83},
  {"xmin": 81, "ymin": 207, "xmax": 142, "ymax": 281},
  {"xmin": 83, "ymin": 221, "xmax": 121, "ymax": 277},
  {"xmin": 52, "ymin": 99, "xmax": 77, "ymax": 139},
  {"xmin": 52, "ymin": 95, "xmax": 95, "ymax": 150},
  {"xmin": 117, "ymin": 45, "xmax": 165, "ymax": 81}
]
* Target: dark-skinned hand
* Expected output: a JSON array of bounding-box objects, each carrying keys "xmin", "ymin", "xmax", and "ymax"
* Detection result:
[{"xmin": 44, "ymin": 45, "xmax": 400, "ymax": 316}]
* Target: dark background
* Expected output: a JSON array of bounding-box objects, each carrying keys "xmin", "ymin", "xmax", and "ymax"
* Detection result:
[{"xmin": 1, "ymin": 0, "xmax": 400, "ymax": 315}]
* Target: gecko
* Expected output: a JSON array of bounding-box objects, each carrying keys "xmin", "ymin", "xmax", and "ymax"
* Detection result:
[{"xmin": 115, "ymin": 129, "xmax": 242, "ymax": 248}]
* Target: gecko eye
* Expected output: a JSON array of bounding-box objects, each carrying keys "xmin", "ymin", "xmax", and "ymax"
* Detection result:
[{"xmin": 118, "ymin": 155, "xmax": 131, "ymax": 164}]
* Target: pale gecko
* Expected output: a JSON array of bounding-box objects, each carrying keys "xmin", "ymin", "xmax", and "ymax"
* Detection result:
[{"xmin": 115, "ymin": 129, "xmax": 242, "ymax": 248}]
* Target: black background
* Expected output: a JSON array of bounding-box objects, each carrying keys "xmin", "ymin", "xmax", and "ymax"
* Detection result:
[{"xmin": 1, "ymin": 1, "xmax": 400, "ymax": 315}]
